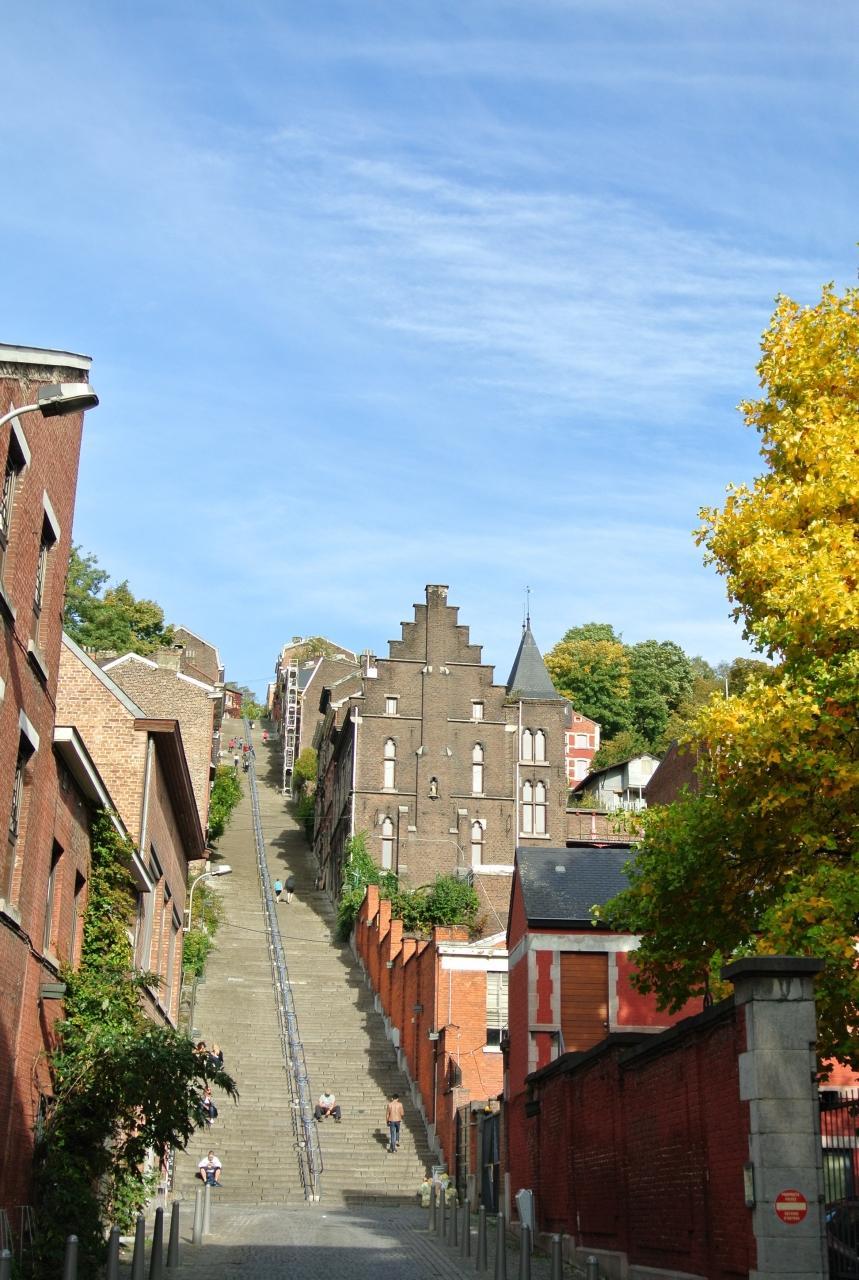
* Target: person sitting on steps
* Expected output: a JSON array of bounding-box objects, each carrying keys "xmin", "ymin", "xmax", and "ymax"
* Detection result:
[
  {"xmin": 198, "ymin": 1150, "xmax": 222, "ymax": 1186},
  {"xmin": 314, "ymin": 1089, "xmax": 341, "ymax": 1122}
]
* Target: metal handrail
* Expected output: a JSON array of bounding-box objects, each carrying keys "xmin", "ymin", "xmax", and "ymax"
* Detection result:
[{"xmin": 244, "ymin": 718, "xmax": 323, "ymax": 1200}]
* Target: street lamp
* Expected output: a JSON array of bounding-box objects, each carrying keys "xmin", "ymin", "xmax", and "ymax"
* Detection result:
[
  {"xmin": 185, "ymin": 865, "xmax": 232, "ymax": 932},
  {"xmin": 0, "ymin": 382, "xmax": 99, "ymax": 431}
]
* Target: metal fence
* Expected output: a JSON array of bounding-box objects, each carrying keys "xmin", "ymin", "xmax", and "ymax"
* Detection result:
[
  {"xmin": 244, "ymin": 717, "xmax": 323, "ymax": 1200},
  {"xmin": 822, "ymin": 1088, "xmax": 859, "ymax": 1279}
]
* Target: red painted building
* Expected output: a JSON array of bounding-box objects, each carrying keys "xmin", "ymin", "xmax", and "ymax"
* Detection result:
[{"xmin": 563, "ymin": 707, "xmax": 600, "ymax": 787}]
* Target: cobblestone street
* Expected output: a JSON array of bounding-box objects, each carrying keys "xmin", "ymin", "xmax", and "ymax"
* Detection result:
[{"xmin": 139, "ymin": 1201, "xmax": 565, "ymax": 1280}]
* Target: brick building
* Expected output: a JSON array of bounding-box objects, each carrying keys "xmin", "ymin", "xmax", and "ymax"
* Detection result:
[
  {"xmin": 270, "ymin": 636, "xmax": 358, "ymax": 789},
  {"xmin": 0, "ymin": 344, "xmax": 100, "ymax": 1214},
  {"xmin": 563, "ymin": 707, "xmax": 600, "ymax": 786},
  {"xmin": 100, "ymin": 650, "xmax": 218, "ymax": 835},
  {"xmin": 354, "ymin": 883, "xmax": 507, "ymax": 1179},
  {"xmin": 312, "ymin": 586, "xmax": 571, "ymax": 922},
  {"xmin": 56, "ymin": 636, "xmax": 206, "ymax": 1027}
]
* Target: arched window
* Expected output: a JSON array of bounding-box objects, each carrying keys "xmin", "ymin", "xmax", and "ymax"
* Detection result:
[
  {"xmin": 521, "ymin": 728, "xmax": 533, "ymax": 761},
  {"xmin": 471, "ymin": 820, "xmax": 484, "ymax": 867},
  {"xmin": 472, "ymin": 743, "xmax": 484, "ymax": 795},
  {"xmin": 521, "ymin": 780, "xmax": 548, "ymax": 836},
  {"xmin": 534, "ymin": 730, "xmax": 547, "ymax": 762},
  {"xmin": 383, "ymin": 738, "xmax": 396, "ymax": 789},
  {"xmin": 521, "ymin": 780, "xmax": 534, "ymax": 834},
  {"xmin": 381, "ymin": 817, "xmax": 394, "ymax": 870},
  {"xmin": 534, "ymin": 781, "xmax": 547, "ymax": 834}
]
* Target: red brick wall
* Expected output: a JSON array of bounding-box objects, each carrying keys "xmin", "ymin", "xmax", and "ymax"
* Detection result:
[
  {"xmin": 354, "ymin": 887, "xmax": 502, "ymax": 1172},
  {"xmin": 0, "ymin": 359, "xmax": 90, "ymax": 1215},
  {"xmin": 508, "ymin": 1004, "xmax": 754, "ymax": 1279}
]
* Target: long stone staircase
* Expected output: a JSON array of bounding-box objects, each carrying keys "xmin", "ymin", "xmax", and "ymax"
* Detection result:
[{"xmin": 172, "ymin": 721, "xmax": 434, "ymax": 1208}]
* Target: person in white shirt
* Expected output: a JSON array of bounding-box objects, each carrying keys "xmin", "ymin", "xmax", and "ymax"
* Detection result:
[
  {"xmin": 198, "ymin": 1151, "xmax": 222, "ymax": 1185},
  {"xmin": 314, "ymin": 1090, "xmax": 342, "ymax": 1122}
]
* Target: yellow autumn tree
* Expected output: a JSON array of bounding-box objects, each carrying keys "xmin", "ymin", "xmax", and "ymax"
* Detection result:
[{"xmin": 607, "ymin": 283, "xmax": 859, "ymax": 1067}]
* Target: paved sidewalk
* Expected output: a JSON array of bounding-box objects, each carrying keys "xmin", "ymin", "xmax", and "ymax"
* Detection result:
[{"xmin": 131, "ymin": 1202, "xmax": 582, "ymax": 1280}]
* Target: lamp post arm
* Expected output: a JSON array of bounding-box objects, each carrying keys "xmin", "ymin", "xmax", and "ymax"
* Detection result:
[
  {"xmin": 185, "ymin": 871, "xmax": 213, "ymax": 933},
  {"xmin": 0, "ymin": 404, "xmax": 39, "ymax": 431}
]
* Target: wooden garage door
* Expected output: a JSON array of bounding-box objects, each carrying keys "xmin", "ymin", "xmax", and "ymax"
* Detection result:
[{"xmin": 560, "ymin": 952, "xmax": 609, "ymax": 1052}]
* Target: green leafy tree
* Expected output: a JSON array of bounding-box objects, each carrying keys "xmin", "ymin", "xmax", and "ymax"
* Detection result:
[
  {"xmin": 34, "ymin": 813, "xmax": 236, "ymax": 1275},
  {"xmin": 208, "ymin": 765, "xmax": 242, "ymax": 842},
  {"xmin": 605, "ymin": 282, "xmax": 859, "ymax": 1068},
  {"xmin": 715, "ymin": 655, "xmax": 772, "ymax": 696},
  {"xmin": 546, "ymin": 623, "xmax": 632, "ymax": 737},
  {"xmin": 293, "ymin": 748, "xmax": 318, "ymax": 789},
  {"xmin": 63, "ymin": 547, "xmax": 174, "ymax": 655},
  {"xmin": 628, "ymin": 640, "xmax": 693, "ymax": 746},
  {"xmin": 590, "ymin": 728, "xmax": 651, "ymax": 771},
  {"xmin": 289, "ymin": 637, "xmax": 342, "ymax": 663}
]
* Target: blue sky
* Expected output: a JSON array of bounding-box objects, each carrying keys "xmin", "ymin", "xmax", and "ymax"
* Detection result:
[{"xmin": 3, "ymin": 2, "xmax": 856, "ymax": 696}]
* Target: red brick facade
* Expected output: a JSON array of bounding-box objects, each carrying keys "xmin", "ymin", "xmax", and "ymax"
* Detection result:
[
  {"xmin": 506, "ymin": 1004, "xmax": 755, "ymax": 1279},
  {"xmin": 0, "ymin": 345, "xmax": 97, "ymax": 1214},
  {"xmin": 354, "ymin": 884, "xmax": 504, "ymax": 1176}
]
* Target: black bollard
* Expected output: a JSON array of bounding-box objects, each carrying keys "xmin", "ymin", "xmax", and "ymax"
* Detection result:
[
  {"xmin": 518, "ymin": 1226, "xmax": 531, "ymax": 1280},
  {"xmin": 167, "ymin": 1202, "xmax": 181, "ymax": 1268},
  {"xmin": 476, "ymin": 1205, "xmax": 488, "ymax": 1271},
  {"xmin": 149, "ymin": 1206, "xmax": 164, "ymax": 1280},
  {"xmin": 551, "ymin": 1234, "xmax": 562, "ymax": 1280},
  {"xmin": 437, "ymin": 1191, "xmax": 446, "ymax": 1239},
  {"xmin": 429, "ymin": 1185, "xmax": 437, "ymax": 1233},
  {"xmin": 494, "ymin": 1211, "xmax": 507, "ymax": 1280},
  {"xmin": 61, "ymin": 1235, "xmax": 78, "ymax": 1280},
  {"xmin": 106, "ymin": 1226, "xmax": 120, "ymax": 1280},
  {"xmin": 131, "ymin": 1214, "xmax": 146, "ymax": 1280},
  {"xmin": 448, "ymin": 1199, "xmax": 458, "ymax": 1248},
  {"xmin": 0, "ymin": 1249, "xmax": 12, "ymax": 1280},
  {"xmin": 585, "ymin": 1258, "xmax": 599, "ymax": 1280},
  {"xmin": 192, "ymin": 1188, "xmax": 204, "ymax": 1246},
  {"xmin": 460, "ymin": 1204, "xmax": 471, "ymax": 1259}
]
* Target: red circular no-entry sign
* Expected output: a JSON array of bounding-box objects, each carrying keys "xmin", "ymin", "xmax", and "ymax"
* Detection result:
[{"xmin": 774, "ymin": 1189, "xmax": 808, "ymax": 1224}]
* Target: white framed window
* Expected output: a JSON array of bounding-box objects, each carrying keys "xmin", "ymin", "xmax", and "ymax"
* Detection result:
[
  {"xmin": 385, "ymin": 696, "xmax": 398, "ymax": 716},
  {"xmin": 383, "ymin": 738, "xmax": 397, "ymax": 789},
  {"xmin": 472, "ymin": 701, "xmax": 484, "ymax": 721},
  {"xmin": 575, "ymin": 732, "xmax": 589, "ymax": 748},
  {"xmin": 472, "ymin": 743, "xmax": 484, "ymax": 795},
  {"xmin": 381, "ymin": 816, "xmax": 394, "ymax": 869},
  {"xmin": 471, "ymin": 819, "xmax": 485, "ymax": 867},
  {"xmin": 534, "ymin": 729, "xmax": 547, "ymax": 762},
  {"xmin": 0, "ymin": 425, "xmax": 28, "ymax": 577},
  {"xmin": 70, "ymin": 872, "xmax": 85, "ymax": 966},
  {"xmin": 521, "ymin": 728, "xmax": 533, "ymax": 761},
  {"xmin": 521, "ymin": 780, "xmax": 533, "ymax": 834},
  {"xmin": 165, "ymin": 915, "xmax": 180, "ymax": 1017},
  {"xmin": 574, "ymin": 757, "xmax": 589, "ymax": 780},
  {"xmin": 486, "ymin": 971, "xmax": 508, "ymax": 1047},
  {"xmin": 521, "ymin": 780, "xmax": 548, "ymax": 835},
  {"xmin": 535, "ymin": 781, "xmax": 547, "ymax": 834}
]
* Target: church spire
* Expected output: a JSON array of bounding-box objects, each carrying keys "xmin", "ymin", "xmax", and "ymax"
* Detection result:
[{"xmin": 505, "ymin": 607, "xmax": 563, "ymax": 700}]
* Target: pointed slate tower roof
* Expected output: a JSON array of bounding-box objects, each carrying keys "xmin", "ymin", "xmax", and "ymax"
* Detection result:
[{"xmin": 506, "ymin": 622, "xmax": 564, "ymax": 700}]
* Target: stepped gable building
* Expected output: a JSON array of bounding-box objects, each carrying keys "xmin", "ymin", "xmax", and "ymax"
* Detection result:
[
  {"xmin": 0, "ymin": 344, "xmax": 100, "ymax": 1214},
  {"xmin": 312, "ymin": 585, "xmax": 570, "ymax": 922},
  {"xmin": 99, "ymin": 650, "xmax": 219, "ymax": 836}
]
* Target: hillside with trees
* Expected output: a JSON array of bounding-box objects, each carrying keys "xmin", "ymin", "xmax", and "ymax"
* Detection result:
[{"xmin": 64, "ymin": 547, "xmax": 174, "ymax": 656}]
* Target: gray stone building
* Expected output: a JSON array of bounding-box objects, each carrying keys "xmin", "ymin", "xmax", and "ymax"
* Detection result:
[{"xmin": 313, "ymin": 584, "xmax": 570, "ymax": 924}]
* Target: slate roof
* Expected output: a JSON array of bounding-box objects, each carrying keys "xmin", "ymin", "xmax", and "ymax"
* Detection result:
[
  {"xmin": 516, "ymin": 845, "xmax": 634, "ymax": 925},
  {"xmin": 505, "ymin": 624, "xmax": 564, "ymax": 700}
]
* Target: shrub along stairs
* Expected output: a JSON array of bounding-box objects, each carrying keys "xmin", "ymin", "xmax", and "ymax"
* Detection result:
[{"xmin": 172, "ymin": 721, "xmax": 433, "ymax": 1207}]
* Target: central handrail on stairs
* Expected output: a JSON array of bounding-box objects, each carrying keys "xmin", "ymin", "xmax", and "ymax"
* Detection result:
[{"xmin": 244, "ymin": 717, "xmax": 323, "ymax": 1201}]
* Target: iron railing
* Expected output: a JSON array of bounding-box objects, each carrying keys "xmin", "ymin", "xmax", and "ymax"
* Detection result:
[
  {"xmin": 822, "ymin": 1088, "xmax": 859, "ymax": 1279},
  {"xmin": 244, "ymin": 717, "xmax": 322, "ymax": 1200}
]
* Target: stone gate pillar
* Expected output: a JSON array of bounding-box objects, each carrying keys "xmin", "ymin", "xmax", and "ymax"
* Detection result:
[{"xmin": 723, "ymin": 956, "xmax": 827, "ymax": 1280}]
